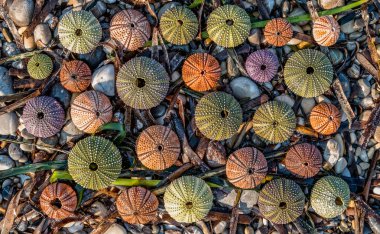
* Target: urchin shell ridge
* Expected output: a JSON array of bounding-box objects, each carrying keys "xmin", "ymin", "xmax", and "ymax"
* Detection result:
[
  {"xmin": 27, "ymin": 53, "xmax": 53, "ymax": 80},
  {"xmin": 245, "ymin": 49, "xmax": 279, "ymax": 83},
  {"xmin": 284, "ymin": 143, "xmax": 322, "ymax": 178},
  {"xmin": 60, "ymin": 60, "xmax": 92, "ymax": 92}
]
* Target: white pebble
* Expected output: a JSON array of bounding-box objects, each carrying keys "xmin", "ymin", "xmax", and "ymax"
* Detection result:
[{"xmin": 373, "ymin": 187, "xmax": 380, "ymax": 195}]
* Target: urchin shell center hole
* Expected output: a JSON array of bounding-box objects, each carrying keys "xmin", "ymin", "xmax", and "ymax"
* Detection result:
[
  {"xmin": 200, "ymin": 70, "xmax": 206, "ymax": 75},
  {"xmin": 335, "ymin": 197, "xmax": 343, "ymax": 206},
  {"xmin": 306, "ymin": 67, "xmax": 314, "ymax": 74},
  {"xmin": 279, "ymin": 202, "xmax": 287, "ymax": 209},
  {"xmin": 136, "ymin": 78, "xmax": 146, "ymax": 88},
  {"xmin": 95, "ymin": 111, "xmax": 100, "ymax": 117},
  {"xmin": 272, "ymin": 121, "xmax": 278, "ymax": 127},
  {"xmin": 89, "ymin": 162, "xmax": 98, "ymax": 171},
  {"xmin": 328, "ymin": 116, "xmax": 334, "ymax": 121},
  {"xmin": 247, "ymin": 168, "xmax": 254, "ymax": 174},
  {"xmin": 220, "ymin": 110, "xmax": 229, "ymax": 118},
  {"xmin": 260, "ymin": 65, "xmax": 267, "ymax": 70},
  {"xmin": 37, "ymin": 112, "xmax": 44, "ymax": 119},
  {"xmin": 185, "ymin": 201, "xmax": 193, "ymax": 209},
  {"xmin": 51, "ymin": 198, "xmax": 62, "ymax": 209},
  {"xmin": 276, "ymin": 32, "xmax": 281, "ymax": 36},
  {"xmin": 177, "ymin": 20, "xmax": 183, "ymax": 26},
  {"xmin": 226, "ymin": 19, "xmax": 234, "ymax": 26},
  {"xmin": 130, "ymin": 23, "xmax": 135, "ymax": 28},
  {"xmin": 35, "ymin": 62, "xmax": 40, "ymax": 67},
  {"xmin": 133, "ymin": 211, "xmax": 138, "ymax": 215},
  {"xmin": 303, "ymin": 162, "xmax": 309, "ymax": 166},
  {"xmin": 157, "ymin": 144, "xmax": 164, "ymax": 151},
  {"xmin": 71, "ymin": 74, "xmax": 77, "ymax": 80},
  {"xmin": 75, "ymin": 29, "xmax": 83, "ymax": 36}
]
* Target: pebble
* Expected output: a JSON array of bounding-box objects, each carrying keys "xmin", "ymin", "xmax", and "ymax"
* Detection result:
[
  {"xmin": 360, "ymin": 97, "xmax": 374, "ymax": 109},
  {"xmin": 359, "ymin": 150, "xmax": 369, "ymax": 163},
  {"xmin": 92, "ymin": 64, "xmax": 115, "ymax": 96},
  {"xmin": 227, "ymin": 56, "xmax": 240, "ymax": 77},
  {"xmin": 34, "ymin": 24, "xmax": 52, "ymax": 46},
  {"xmin": 0, "ymin": 155, "xmax": 15, "ymax": 170},
  {"xmin": 184, "ymin": 226, "xmax": 203, "ymax": 234},
  {"xmin": 79, "ymin": 46, "xmax": 106, "ymax": 69},
  {"xmin": 216, "ymin": 188, "xmax": 259, "ymax": 214},
  {"xmin": 367, "ymin": 146, "xmax": 375, "ymax": 160},
  {"xmin": 338, "ymin": 73, "xmax": 351, "ymax": 97},
  {"xmin": 341, "ymin": 20, "xmax": 356, "ymax": 34},
  {"xmin": 300, "ymin": 98, "xmax": 316, "ymax": 115},
  {"xmin": 374, "ymin": 126, "xmax": 380, "ymax": 143},
  {"xmin": 24, "ymin": 35, "xmax": 36, "ymax": 51},
  {"xmin": 371, "ymin": 83, "xmax": 380, "ymax": 100},
  {"xmin": 274, "ymin": 94, "xmax": 295, "ymax": 107},
  {"xmin": 8, "ymin": 143, "xmax": 23, "ymax": 161},
  {"xmin": 357, "ymin": 79, "xmax": 371, "ymax": 98},
  {"xmin": 329, "ymin": 49, "xmax": 344, "ymax": 66},
  {"xmin": 65, "ymin": 221, "xmax": 84, "ymax": 233},
  {"xmin": 248, "ymin": 28, "xmax": 261, "ymax": 45},
  {"xmin": 0, "ymin": 112, "xmax": 18, "ymax": 135},
  {"xmin": 373, "ymin": 187, "xmax": 380, "ymax": 195},
  {"xmin": 359, "ymin": 162, "xmax": 370, "ymax": 170},
  {"xmin": 59, "ymin": 120, "xmax": 84, "ymax": 145},
  {"xmin": 91, "ymin": 1, "xmax": 107, "ymax": 17},
  {"xmin": 0, "ymin": 67, "xmax": 13, "ymax": 96},
  {"xmin": 230, "ymin": 77, "xmax": 260, "ymax": 100},
  {"xmin": 104, "ymin": 223, "xmax": 127, "ymax": 234},
  {"xmin": 8, "ymin": 0, "xmax": 34, "ymax": 27},
  {"xmin": 347, "ymin": 64, "xmax": 360, "ymax": 79},
  {"xmin": 341, "ymin": 168, "xmax": 351, "ymax": 177},
  {"xmin": 36, "ymin": 136, "xmax": 59, "ymax": 154},
  {"xmin": 287, "ymin": 25, "xmax": 303, "ymax": 45},
  {"xmin": 360, "ymin": 110, "xmax": 372, "ymax": 123},
  {"xmin": 323, "ymin": 139, "xmax": 340, "ymax": 167},
  {"xmin": 334, "ymin": 134, "xmax": 344, "ymax": 158},
  {"xmin": 90, "ymin": 201, "xmax": 108, "ymax": 217},
  {"xmin": 171, "ymin": 71, "xmax": 181, "ymax": 82},
  {"xmin": 334, "ymin": 157, "xmax": 347, "ymax": 174},
  {"xmin": 20, "ymin": 139, "xmax": 34, "ymax": 152},
  {"xmin": 318, "ymin": 0, "xmax": 344, "ymax": 9},
  {"xmin": 244, "ymin": 226, "xmax": 254, "ymax": 234},
  {"xmin": 214, "ymin": 221, "xmax": 228, "ymax": 234},
  {"xmin": 50, "ymin": 83, "xmax": 71, "ymax": 109},
  {"xmin": 356, "ymin": 165, "xmax": 363, "ymax": 177},
  {"xmin": 2, "ymin": 42, "xmax": 20, "ymax": 57}
]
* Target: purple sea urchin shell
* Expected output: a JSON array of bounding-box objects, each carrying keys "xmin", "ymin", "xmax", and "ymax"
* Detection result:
[
  {"xmin": 245, "ymin": 50, "xmax": 279, "ymax": 83},
  {"xmin": 22, "ymin": 96, "xmax": 65, "ymax": 138}
]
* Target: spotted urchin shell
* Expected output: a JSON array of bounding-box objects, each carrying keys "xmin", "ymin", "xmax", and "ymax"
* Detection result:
[
  {"xmin": 310, "ymin": 176, "xmax": 350, "ymax": 218},
  {"xmin": 110, "ymin": 9, "xmax": 151, "ymax": 51},
  {"xmin": 284, "ymin": 143, "xmax": 322, "ymax": 178},
  {"xmin": 116, "ymin": 57, "xmax": 170, "ymax": 109},
  {"xmin": 40, "ymin": 183, "xmax": 77, "ymax": 220},
  {"xmin": 284, "ymin": 49, "xmax": 333, "ymax": 98},
  {"xmin": 195, "ymin": 92, "xmax": 243, "ymax": 141},
  {"xmin": 245, "ymin": 50, "xmax": 279, "ymax": 83},
  {"xmin": 58, "ymin": 10, "xmax": 102, "ymax": 54},
  {"xmin": 71, "ymin": 90, "xmax": 113, "ymax": 133},
  {"xmin": 60, "ymin": 60, "xmax": 91, "ymax": 92},
  {"xmin": 312, "ymin": 16, "xmax": 340, "ymax": 47},
  {"xmin": 27, "ymin": 53, "xmax": 53, "ymax": 80},
  {"xmin": 182, "ymin": 53, "xmax": 221, "ymax": 92},
  {"xmin": 252, "ymin": 101, "xmax": 296, "ymax": 144},
  {"xmin": 116, "ymin": 187, "xmax": 159, "ymax": 224},
  {"xmin": 264, "ymin": 18, "xmax": 293, "ymax": 47},
  {"xmin": 309, "ymin": 102, "xmax": 341, "ymax": 135},
  {"xmin": 258, "ymin": 178, "xmax": 305, "ymax": 224},
  {"xmin": 159, "ymin": 6, "xmax": 198, "ymax": 45},
  {"xmin": 207, "ymin": 5, "xmax": 250, "ymax": 48},
  {"xmin": 22, "ymin": 96, "xmax": 65, "ymax": 138},
  {"xmin": 164, "ymin": 176, "xmax": 213, "ymax": 223},
  {"xmin": 68, "ymin": 136, "xmax": 122, "ymax": 190},
  {"xmin": 226, "ymin": 147, "xmax": 268, "ymax": 189},
  {"xmin": 136, "ymin": 125, "xmax": 181, "ymax": 170}
]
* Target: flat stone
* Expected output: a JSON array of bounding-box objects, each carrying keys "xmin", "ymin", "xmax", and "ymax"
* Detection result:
[
  {"xmin": 230, "ymin": 77, "xmax": 260, "ymax": 100},
  {"xmin": 8, "ymin": 0, "xmax": 34, "ymax": 27},
  {"xmin": 0, "ymin": 112, "xmax": 18, "ymax": 136},
  {"xmin": 216, "ymin": 188, "xmax": 259, "ymax": 214},
  {"xmin": 92, "ymin": 64, "xmax": 115, "ymax": 96},
  {"xmin": 104, "ymin": 223, "xmax": 127, "ymax": 234},
  {"xmin": 0, "ymin": 155, "xmax": 15, "ymax": 170},
  {"xmin": 0, "ymin": 67, "xmax": 13, "ymax": 96}
]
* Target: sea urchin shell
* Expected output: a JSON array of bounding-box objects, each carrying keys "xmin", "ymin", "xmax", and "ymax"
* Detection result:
[
  {"xmin": 27, "ymin": 53, "xmax": 53, "ymax": 80},
  {"xmin": 284, "ymin": 143, "xmax": 322, "ymax": 178},
  {"xmin": 71, "ymin": 90, "xmax": 113, "ymax": 133},
  {"xmin": 159, "ymin": 6, "xmax": 198, "ymax": 45},
  {"xmin": 252, "ymin": 101, "xmax": 296, "ymax": 144},
  {"xmin": 245, "ymin": 49, "xmax": 279, "ymax": 83},
  {"xmin": 226, "ymin": 147, "xmax": 268, "ymax": 189},
  {"xmin": 110, "ymin": 9, "xmax": 151, "ymax": 51},
  {"xmin": 182, "ymin": 53, "xmax": 221, "ymax": 92},
  {"xmin": 58, "ymin": 10, "xmax": 102, "ymax": 54},
  {"xmin": 309, "ymin": 102, "xmax": 341, "ymax": 135},
  {"xmin": 136, "ymin": 125, "xmax": 181, "ymax": 170},
  {"xmin": 207, "ymin": 5, "xmax": 251, "ymax": 48},
  {"xmin": 312, "ymin": 16, "xmax": 340, "ymax": 47},
  {"xmin": 258, "ymin": 178, "xmax": 305, "ymax": 224},
  {"xmin": 60, "ymin": 60, "xmax": 91, "ymax": 92},
  {"xmin": 264, "ymin": 18, "xmax": 293, "ymax": 47},
  {"xmin": 116, "ymin": 57, "xmax": 170, "ymax": 109},
  {"xmin": 284, "ymin": 49, "xmax": 333, "ymax": 98},
  {"xmin": 310, "ymin": 176, "xmax": 350, "ymax": 218},
  {"xmin": 164, "ymin": 176, "xmax": 213, "ymax": 223},
  {"xmin": 22, "ymin": 96, "xmax": 65, "ymax": 138},
  {"xmin": 40, "ymin": 183, "xmax": 77, "ymax": 220},
  {"xmin": 116, "ymin": 187, "xmax": 159, "ymax": 224},
  {"xmin": 195, "ymin": 92, "xmax": 243, "ymax": 141},
  {"xmin": 68, "ymin": 136, "xmax": 122, "ymax": 190}
]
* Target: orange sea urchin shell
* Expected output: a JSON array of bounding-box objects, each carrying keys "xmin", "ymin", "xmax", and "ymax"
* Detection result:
[
  {"xmin": 309, "ymin": 102, "xmax": 341, "ymax": 135},
  {"xmin": 264, "ymin": 18, "xmax": 293, "ymax": 47},
  {"xmin": 312, "ymin": 16, "xmax": 340, "ymax": 47},
  {"xmin": 226, "ymin": 147, "xmax": 268, "ymax": 189},
  {"xmin": 136, "ymin": 125, "xmax": 181, "ymax": 170},
  {"xmin": 60, "ymin": 60, "xmax": 91, "ymax": 92},
  {"xmin": 182, "ymin": 53, "xmax": 221, "ymax": 92},
  {"xmin": 71, "ymin": 90, "xmax": 113, "ymax": 133},
  {"xmin": 116, "ymin": 187, "xmax": 159, "ymax": 224},
  {"xmin": 284, "ymin": 143, "xmax": 322, "ymax": 178},
  {"xmin": 40, "ymin": 183, "xmax": 77, "ymax": 220}
]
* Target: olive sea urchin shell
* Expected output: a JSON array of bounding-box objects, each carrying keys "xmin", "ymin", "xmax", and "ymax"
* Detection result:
[
  {"xmin": 258, "ymin": 178, "xmax": 305, "ymax": 224},
  {"xmin": 164, "ymin": 176, "xmax": 213, "ymax": 223},
  {"xmin": 68, "ymin": 136, "xmax": 122, "ymax": 190},
  {"xmin": 264, "ymin": 18, "xmax": 293, "ymax": 47},
  {"xmin": 284, "ymin": 49, "xmax": 333, "ymax": 98},
  {"xmin": 226, "ymin": 147, "xmax": 268, "ymax": 189},
  {"xmin": 116, "ymin": 57, "xmax": 170, "ymax": 109},
  {"xmin": 195, "ymin": 92, "xmax": 243, "ymax": 141},
  {"xmin": 207, "ymin": 5, "xmax": 251, "ymax": 48},
  {"xmin": 136, "ymin": 125, "xmax": 180, "ymax": 170},
  {"xmin": 159, "ymin": 6, "xmax": 198, "ymax": 45},
  {"xmin": 116, "ymin": 187, "xmax": 159, "ymax": 224},
  {"xmin": 22, "ymin": 96, "xmax": 65, "ymax": 138},
  {"xmin": 110, "ymin": 9, "xmax": 151, "ymax": 51},
  {"xmin": 27, "ymin": 53, "xmax": 53, "ymax": 80},
  {"xmin": 245, "ymin": 49, "xmax": 279, "ymax": 83},
  {"xmin": 182, "ymin": 53, "xmax": 221, "ymax": 92},
  {"xmin": 58, "ymin": 10, "xmax": 102, "ymax": 54},
  {"xmin": 252, "ymin": 101, "xmax": 296, "ymax": 144},
  {"xmin": 311, "ymin": 176, "xmax": 350, "ymax": 218},
  {"xmin": 309, "ymin": 102, "xmax": 341, "ymax": 135},
  {"xmin": 284, "ymin": 143, "xmax": 322, "ymax": 178},
  {"xmin": 60, "ymin": 60, "xmax": 91, "ymax": 92},
  {"xmin": 40, "ymin": 183, "xmax": 77, "ymax": 219},
  {"xmin": 312, "ymin": 16, "xmax": 340, "ymax": 47}
]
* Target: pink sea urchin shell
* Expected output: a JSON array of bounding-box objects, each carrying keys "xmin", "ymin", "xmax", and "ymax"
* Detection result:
[
  {"xmin": 245, "ymin": 50, "xmax": 279, "ymax": 83},
  {"xmin": 22, "ymin": 96, "xmax": 65, "ymax": 138}
]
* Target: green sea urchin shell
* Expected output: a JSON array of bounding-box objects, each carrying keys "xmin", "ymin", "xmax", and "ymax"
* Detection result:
[
  {"xmin": 252, "ymin": 101, "xmax": 296, "ymax": 144},
  {"xmin": 207, "ymin": 5, "xmax": 250, "ymax": 48},
  {"xmin": 160, "ymin": 6, "xmax": 198, "ymax": 45},
  {"xmin": 195, "ymin": 92, "xmax": 242, "ymax": 141},
  {"xmin": 258, "ymin": 178, "xmax": 305, "ymax": 224},
  {"xmin": 58, "ymin": 10, "xmax": 102, "ymax": 54},
  {"xmin": 164, "ymin": 176, "xmax": 213, "ymax": 223},
  {"xmin": 68, "ymin": 136, "xmax": 122, "ymax": 190},
  {"xmin": 27, "ymin": 54, "xmax": 53, "ymax": 80},
  {"xmin": 116, "ymin": 57, "xmax": 170, "ymax": 109},
  {"xmin": 310, "ymin": 176, "xmax": 350, "ymax": 218},
  {"xmin": 284, "ymin": 49, "xmax": 333, "ymax": 98}
]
